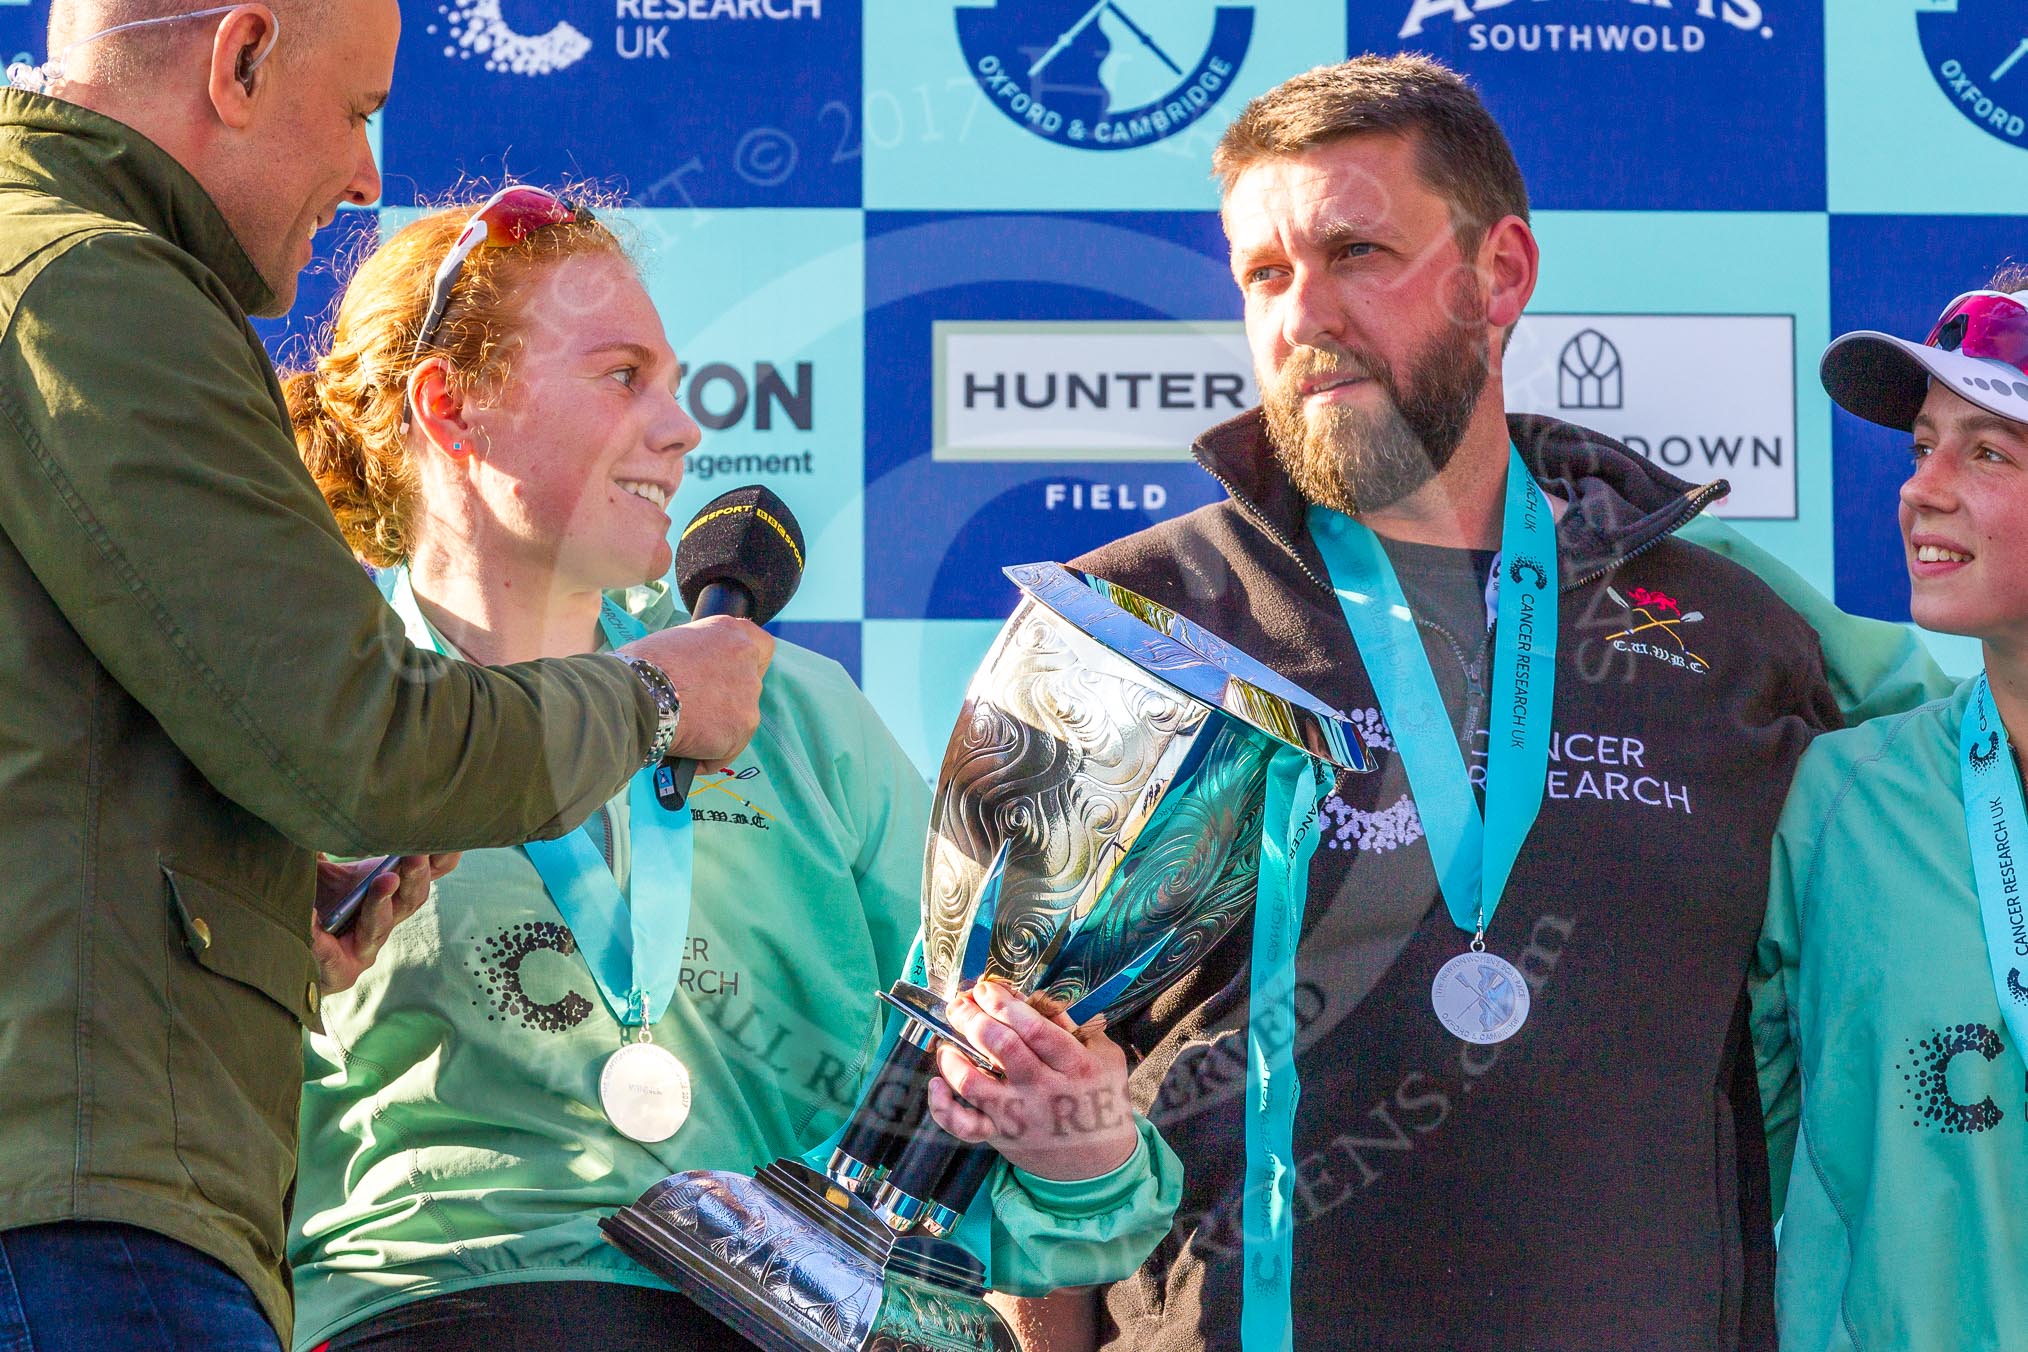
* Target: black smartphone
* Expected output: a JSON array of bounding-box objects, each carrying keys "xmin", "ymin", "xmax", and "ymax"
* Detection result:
[{"xmin": 317, "ymin": 855, "xmax": 398, "ymax": 938}]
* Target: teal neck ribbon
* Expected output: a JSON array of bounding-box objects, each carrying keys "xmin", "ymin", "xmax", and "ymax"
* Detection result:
[
  {"xmin": 1240, "ymin": 746, "xmax": 1331, "ymax": 1352},
  {"xmin": 1304, "ymin": 444, "xmax": 1559, "ymax": 945},
  {"xmin": 387, "ymin": 570, "xmax": 696, "ymax": 1031},
  {"xmin": 1960, "ymin": 674, "xmax": 2028, "ymax": 1054}
]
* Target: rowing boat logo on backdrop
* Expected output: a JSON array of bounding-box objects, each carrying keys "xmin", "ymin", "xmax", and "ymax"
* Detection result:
[
  {"xmin": 1918, "ymin": 0, "xmax": 2028, "ymax": 151},
  {"xmin": 955, "ymin": 1, "xmax": 1253, "ymax": 150}
]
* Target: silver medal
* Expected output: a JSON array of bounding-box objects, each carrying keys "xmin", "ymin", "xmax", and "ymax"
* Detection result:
[
  {"xmin": 1431, "ymin": 950, "xmax": 1530, "ymax": 1045},
  {"xmin": 600, "ymin": 1038, "xmax": 693, "ymax": 1143}
]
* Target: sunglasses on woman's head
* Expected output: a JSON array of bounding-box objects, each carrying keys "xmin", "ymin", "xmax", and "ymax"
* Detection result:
[
  {"xmin": 400, "ymin": 187, "xmax": 596, "ymax": 430},
  {"xmin": 409, "ymin": 185, "xmax": 596, "ymax": 365}
]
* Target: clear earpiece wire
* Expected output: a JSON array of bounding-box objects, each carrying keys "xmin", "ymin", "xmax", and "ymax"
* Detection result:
[{"xmin": 7, "ymin": 4, "xmax": 278, "ymax": 97}]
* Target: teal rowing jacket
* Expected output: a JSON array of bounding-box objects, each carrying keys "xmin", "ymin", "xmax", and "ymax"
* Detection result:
[
  {"xmin": 1754, "ymin": 679, "xmax": 2028, "ymax": 1351},
  {"xmin": 289, "ymin": 580, "xmax": 1181, "ymax": 1347}
]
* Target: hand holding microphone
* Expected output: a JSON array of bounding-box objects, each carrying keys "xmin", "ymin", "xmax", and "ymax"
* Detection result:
[{"xmin": 615, "ymin": 485, "xmax": 806, "ymax": 805}]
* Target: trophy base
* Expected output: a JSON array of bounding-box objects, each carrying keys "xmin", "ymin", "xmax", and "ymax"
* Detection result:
[{"xmin": 602, "ymin": 1159, "xmax": 1016, "ymax": 1352}]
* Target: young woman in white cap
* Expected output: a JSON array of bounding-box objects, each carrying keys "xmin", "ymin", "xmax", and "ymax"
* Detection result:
[{"xmin": 1755, "ymin": 265, "xmax": 2028, "ymax": 1348}]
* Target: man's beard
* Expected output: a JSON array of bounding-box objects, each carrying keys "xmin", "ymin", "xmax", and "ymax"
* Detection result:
[{"xmin": 1261, "ymin": 317, "xmax": 1491, "ymax": 517}]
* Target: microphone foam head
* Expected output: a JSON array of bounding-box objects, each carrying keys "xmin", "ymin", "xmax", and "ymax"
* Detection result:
[{"xmin": 673, "ymin": 484, "xmax": 807, "ymax": 624}]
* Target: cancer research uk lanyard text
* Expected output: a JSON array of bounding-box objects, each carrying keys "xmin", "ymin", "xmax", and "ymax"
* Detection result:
[
  {"xmin": 1961, "ymin": 674, "xmax": 2028, "ymax": 1055},
  {"xmin": 1306, "ymin": 443, "xmax": 1559, "ymax": 947}
]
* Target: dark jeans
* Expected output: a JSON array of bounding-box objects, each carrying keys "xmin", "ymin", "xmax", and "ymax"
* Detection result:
[
  {"xmin": 0, "ymin": 1221, "xmax": 279, "ymax": 1352},
  {"xmin": 316, "ymin": 1281, "xmax": 726, "ymax": 1351}
]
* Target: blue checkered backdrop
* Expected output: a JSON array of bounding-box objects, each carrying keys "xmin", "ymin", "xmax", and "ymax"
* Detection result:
[{"xmin": 5, "ymin": 0, "xmax": 2011, "ymax": 771}]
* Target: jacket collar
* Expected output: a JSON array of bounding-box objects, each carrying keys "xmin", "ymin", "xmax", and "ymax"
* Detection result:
[
  {"xmin": 0, "ymin": 89, "xmax": 274, "ymax": 316},
  {"xmin": 1189, "ymin": 406, "xmax": 1727, "ymax": 593}
]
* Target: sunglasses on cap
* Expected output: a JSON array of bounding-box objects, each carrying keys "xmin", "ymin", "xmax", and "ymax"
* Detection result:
[
  {"xmin": 1924, "ymin": 289, "xmax": 2028, "ymax": 376},
  {"xmin": 1822, "ymin": 285, "xmax": 2028, "ymax": 432}
]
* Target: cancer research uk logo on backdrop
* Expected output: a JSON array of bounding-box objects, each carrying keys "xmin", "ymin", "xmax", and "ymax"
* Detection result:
[
  {"xmin": 1917, "ymin": 0, "xmax": 2028, "ymax": 151},
  {"xmin": 435, "ymin": 1, "xmax": 592, "ymax": 75},
  {"xmin": 1505, "ymin": 315, "xmax": 1798, "ymax": 519},
  {"xmin": 432, "ymin": 0, "xmax": 824, "ymax": 74},
  {"xmin": 955, "ymin": 1, "xmax": 1253, "ymax": 150},
  {"xmin": 400, "ymin": 0, "xmax": 853, "ymax": 207}
]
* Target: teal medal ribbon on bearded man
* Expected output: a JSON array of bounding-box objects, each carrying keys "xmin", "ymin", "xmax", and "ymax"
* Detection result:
[
  {"xmin": 1239, "ymin": 747, "xmax": 1329, "ymax": 1352},
  {"xmin": 1240, "ymin": 446, "xmax": 1562, "ymax": 1352},
  {"xmin": 1960, "ymin": 674, "xmax": 2028, "ymax": 1056},
  {"xmin": 1308, "ymin": 443, "xmax": 1559, "ymax": 1046},
  {"xmin": 387, "ymin": 570, "xmax": 699, "ymax": 1144}
]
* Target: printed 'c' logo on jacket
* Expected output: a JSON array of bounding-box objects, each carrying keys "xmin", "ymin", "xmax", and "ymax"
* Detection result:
[
  {"xmin": 1605, "ymin": 582, "xmax": 1709, "ymax": 676},
  {"xmin": 1901, "ymin": 1023, "xmax": 2006, "ymax": 1134},
  {"xmin": 471, "ymin": 921, "xmax": 595, "ymax": 1033}
]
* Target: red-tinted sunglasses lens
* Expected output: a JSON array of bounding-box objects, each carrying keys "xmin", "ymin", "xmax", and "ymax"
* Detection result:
[
  {"xmin": 472, "ymin": 187, "xmax": 588, "ymax": 245},
  {"xmin": 1927, "ymin": 293, "xmax": 2028, "ymax": 377}
]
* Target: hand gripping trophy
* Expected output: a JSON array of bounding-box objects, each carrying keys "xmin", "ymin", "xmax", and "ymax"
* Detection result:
[{"xmin": 603, "ymin": 563, "xmax": 1371, "ymax": 1351}]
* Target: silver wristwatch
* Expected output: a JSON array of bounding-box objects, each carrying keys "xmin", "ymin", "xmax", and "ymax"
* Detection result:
[{"xmin": 618, "ymin": 656, "xmax": 682, "ymax": 765}]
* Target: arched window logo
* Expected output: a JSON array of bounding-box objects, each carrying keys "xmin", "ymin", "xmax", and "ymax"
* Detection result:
[
  {"xmin": 1918, "ymin": 0, "xmax": 2028, "ymax": 151},
  {"xmin": 955, "ymin": 1, "xmax": 1254, "ymax": 150},
  {"xmin": 433, "ymin": 1, "xmax": 592, "ymax": 77},
  {"xmin": 1504, "ymin": 313, "xmax": 1797, "ymax": 520},
  {"xmin": 1557, "ymin": 329, "xmax": 1624, "ymax": 411}
]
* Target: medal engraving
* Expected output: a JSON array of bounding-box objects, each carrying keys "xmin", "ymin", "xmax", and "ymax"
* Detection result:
[
  {"xmin": 1431, "ymin": 951, "xmax": 1530, "ymax": 1045},
  {"xmin": 601, "ymin": 1040, "xmax": 693, "ymax": 1143}
]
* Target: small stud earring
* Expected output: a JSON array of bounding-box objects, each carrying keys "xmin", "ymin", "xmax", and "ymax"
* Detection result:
[{"xmin": 452, "ymin": 441, "xmax": 464, "ymax": 452}]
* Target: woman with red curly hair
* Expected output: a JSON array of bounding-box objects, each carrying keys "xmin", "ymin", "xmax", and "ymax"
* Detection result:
[{"xmin": 282, "ymin": 190, "xmax": 1180, "ymax": 1351}]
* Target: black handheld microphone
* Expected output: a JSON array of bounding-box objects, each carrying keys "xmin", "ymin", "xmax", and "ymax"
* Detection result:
[{"xmin": 656, "ymin": 485, "xmax": 807, "ymax": 811}]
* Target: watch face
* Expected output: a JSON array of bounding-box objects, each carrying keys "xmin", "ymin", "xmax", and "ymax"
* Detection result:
[{"xmin": 620, "ymin": 658, "xmax": 681, "ymax": 763}]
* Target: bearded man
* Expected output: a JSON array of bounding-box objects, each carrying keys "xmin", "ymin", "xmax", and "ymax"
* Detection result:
[{"xmin": 1009, "ymin": 54, "xmax": 1870, "ymax": 1352}]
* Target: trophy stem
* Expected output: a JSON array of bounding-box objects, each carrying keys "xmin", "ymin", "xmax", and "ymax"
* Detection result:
[
  {"xmin": 920, "ymin": 1144, "xmax": 999, "ymax": 1238},
  {"xmin": 874, "ymin": 1120, "xmax": 994, "ymax": 1236},
  {"xmin": 828, "ymin": 1010, "xmax": 938, "ymax": 1193}
]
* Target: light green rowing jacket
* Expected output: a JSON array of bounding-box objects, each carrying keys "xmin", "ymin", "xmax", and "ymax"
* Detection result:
[
  {"xmin": 289, "ymin": 581, "xmax": 1182, "ymax": 1348},
  {"xmin": 1753, "ymin": 680, "xmax": 2028, "ymax": 1351},
  {"xmin": 1691, "ymin": 511, "xmax": 1987, "ymax": 1348}
]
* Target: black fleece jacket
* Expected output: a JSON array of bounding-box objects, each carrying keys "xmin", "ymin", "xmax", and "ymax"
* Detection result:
[{"xmin": 1071, "ymin": 410, "xmax": 1840, "ymax": 1352}]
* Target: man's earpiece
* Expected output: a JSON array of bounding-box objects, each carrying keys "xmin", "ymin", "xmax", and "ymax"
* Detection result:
[{"xmin": 235, "ymin": 40, "xmax": 257, "ymax": 95}]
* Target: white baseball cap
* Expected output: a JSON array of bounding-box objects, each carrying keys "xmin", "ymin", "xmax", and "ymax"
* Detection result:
[{"xmin": 1821, "ymin": 289, "xmax": 2028, "ymax": 433}]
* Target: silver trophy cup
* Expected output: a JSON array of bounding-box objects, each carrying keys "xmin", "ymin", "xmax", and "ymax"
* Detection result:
[{"xmin": 602, "ymin": 563, "xmax": 1370, "ymax": 1352}]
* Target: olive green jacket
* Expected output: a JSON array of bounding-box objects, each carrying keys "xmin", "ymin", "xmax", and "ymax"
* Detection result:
[{"xmin": 0, "ymin": 94, "xmax": 656, "ymax": 1342}]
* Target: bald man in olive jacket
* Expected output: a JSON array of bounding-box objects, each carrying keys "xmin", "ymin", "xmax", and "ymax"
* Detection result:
[{"xmin": 0, "ymin": 5, "xmax": 770, "ymax": 1346}]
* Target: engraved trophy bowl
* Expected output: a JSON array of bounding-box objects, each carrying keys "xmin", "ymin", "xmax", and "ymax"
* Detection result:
[{"xmin": 602, "ymin": 563, "xmax": 1370, "ymax": 1352}]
